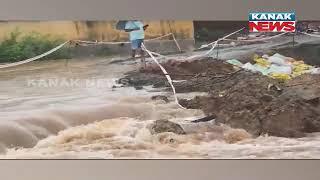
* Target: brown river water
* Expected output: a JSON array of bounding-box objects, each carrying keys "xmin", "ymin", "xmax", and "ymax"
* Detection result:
[{"xmin": 0, "ymin": 47, "xmax": 320, "ymax": 159}]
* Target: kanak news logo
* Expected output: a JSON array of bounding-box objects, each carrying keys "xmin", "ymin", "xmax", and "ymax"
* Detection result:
[{"xmin": 249, "ymin": 12, "xmax": 296, "ymax": 32}]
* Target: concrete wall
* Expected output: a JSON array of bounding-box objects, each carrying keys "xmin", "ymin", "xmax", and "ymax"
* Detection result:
[
  {"xmin": 0, "ymin": 20, "xmax": 194, "ymax": 41},
  {"xmin": 193, "ymin": 21, "xmax": 247, "ymax": 42}
]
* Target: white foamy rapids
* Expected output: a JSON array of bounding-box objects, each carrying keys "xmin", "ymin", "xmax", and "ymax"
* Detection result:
[
  {"xmin": 0, "ymin": 117, "xmax": 240, "ymax": 159},
  {"xmin": 0, "ymin": 95, "xmax": 204, "ymax": 153},
  {"xmin": 2, "ymin": 116, "xmax": 320, "ymax": 159}
]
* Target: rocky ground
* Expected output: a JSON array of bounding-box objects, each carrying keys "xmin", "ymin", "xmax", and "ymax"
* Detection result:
[{"xmin": 117, "ymin": 57, "xmax": 320, "ymax": 138}]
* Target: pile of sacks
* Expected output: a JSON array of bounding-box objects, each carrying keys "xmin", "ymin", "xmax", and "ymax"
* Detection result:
[{"xmin": 227, "ymin": 53, "xmax": 320, "ymax": 81}]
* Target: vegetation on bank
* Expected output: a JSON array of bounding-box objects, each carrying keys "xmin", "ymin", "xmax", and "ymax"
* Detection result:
[{"xmin": 0, "ymin": 30, "xmax": 71, "ymax": 63}]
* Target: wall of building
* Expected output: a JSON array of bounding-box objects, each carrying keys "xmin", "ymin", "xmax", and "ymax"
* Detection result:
[
  {"xmin": 0, "ymin": 20, "xmax": 194, "ymax": 41},
  {"xmin": 193, "ymin": 21, "xmax": 247, "ymax": 42}
]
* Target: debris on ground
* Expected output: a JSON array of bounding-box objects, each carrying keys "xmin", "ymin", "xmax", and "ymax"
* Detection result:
[
  {"xmin": 226, "ymin": 53, "xmax": 320, "ymax": 82},
  {"xmin": 191, "ymin": 114, "xmax": 216, "ymax": 123}
]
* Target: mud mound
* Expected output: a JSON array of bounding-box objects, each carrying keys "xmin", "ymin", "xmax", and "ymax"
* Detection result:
[
  {"xmin": 120, "ymin": 57, "xmax": 236, "ymax": 90},
  {"xmin": 179, "ymin": 72, "xmax": 320, "ymax": 137},
  {"xmin": 118, "ymin": 58, "xmax": 320, "ymax": 138},
  {"xmin": 149, "ymin": 58, "xmax": 233, "ymax": 74}
]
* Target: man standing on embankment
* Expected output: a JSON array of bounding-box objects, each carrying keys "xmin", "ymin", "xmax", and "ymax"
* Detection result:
[{"xmin": 125, "ymin": 20, "xmax": 149, "ymax": 70}]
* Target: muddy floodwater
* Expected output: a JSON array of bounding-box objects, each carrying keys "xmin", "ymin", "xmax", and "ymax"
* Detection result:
[{"xmin": 1, "ymin": 37, "xmax": 320, "ymax": 159}]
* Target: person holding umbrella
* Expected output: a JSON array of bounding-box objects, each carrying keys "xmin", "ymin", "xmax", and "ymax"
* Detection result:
[{"xmin": 118, "ymin": 20, "xmax": 149, "ymax": 70}]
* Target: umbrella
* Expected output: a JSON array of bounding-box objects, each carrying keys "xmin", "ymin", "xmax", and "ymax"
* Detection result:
[{"xmin": 116, "ymin": 21, "xmax": 128, "ymax": 30}]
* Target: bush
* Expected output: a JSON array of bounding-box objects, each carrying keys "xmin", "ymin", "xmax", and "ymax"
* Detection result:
[{"xmin": 0, "ymin": 30, "xmax": 71, "ymax": 63}]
